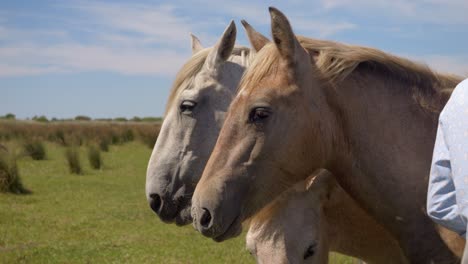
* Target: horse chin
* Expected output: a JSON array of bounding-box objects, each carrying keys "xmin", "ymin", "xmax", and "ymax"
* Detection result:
[
  {"xmin": 212, "ymin": 214, "xmax": 243, "ymax": 242},
  {"xmin": 175, "ymin": 205, "xmax": 193, "ymax": 226}
]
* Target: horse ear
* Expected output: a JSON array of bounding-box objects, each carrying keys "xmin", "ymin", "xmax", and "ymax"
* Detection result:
[
  {"xmin": 205, "ymin": 20, "xmax": 237, "ymax": 68},
  {"xmin": 305, "ymin": 169, "xmax": 335, "ymax": 202},
  {"xmin": 268, "ymin": 7, "xmax": 304, "ymax": 66},
  {"xmin": 190, "ymin": 33, "xmax": 204, "ymax": 54},
  {"xmin": 241, "ymin": 20, "xmax": 269, "ymax": 52}
]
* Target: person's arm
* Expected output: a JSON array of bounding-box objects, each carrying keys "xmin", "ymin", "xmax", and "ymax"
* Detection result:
[
  {"xmin": 427, "ymin": 122, "xmax": 466, "ymax": 237},
  {"xmin": 442, "ymin": 79, "xmax": 468, "ymax": 220}
]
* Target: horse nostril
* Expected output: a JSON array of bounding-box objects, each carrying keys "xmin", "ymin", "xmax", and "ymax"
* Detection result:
[
  {"xmin": 149, "ymin": 193, "xmax": 162, "ymax": 214},
  {"xmin": 200, "ymin": 208, "xmax": 212, "ymax": 228}
]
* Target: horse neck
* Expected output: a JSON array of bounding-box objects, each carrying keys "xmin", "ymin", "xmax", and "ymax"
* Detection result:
[
  {"xmin": 322, "ymin": 69, "xmax": 462, "ymax": 263},
  {"xmin": 323, "ymin": 184, "xmax": 407, "ymax": 263},
  {"xmin": 324, "ymin": 69, "xmax": 441, "ymax": 206}
]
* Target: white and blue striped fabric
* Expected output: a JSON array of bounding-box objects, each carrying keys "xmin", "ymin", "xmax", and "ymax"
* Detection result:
[{"xmin": 427, "ymin": 78, "xmax": 468, "ymax": 238}]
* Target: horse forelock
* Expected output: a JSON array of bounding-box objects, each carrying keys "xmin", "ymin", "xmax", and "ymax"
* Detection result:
[
  {"xmin": 164, "ymin": 46, "xmax": 254, "ymax": 116},
  {"xmin": 238, "ymin": 43, "xmax": 281, "ymax": 95}
]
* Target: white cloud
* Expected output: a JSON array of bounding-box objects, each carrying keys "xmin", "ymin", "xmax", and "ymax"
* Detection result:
[
  {"xmin": 320, "ymin": 0, "xmax": 468, "ymax": 25},
  {"xmin": 0, "ymin": 64, "xmax": 64, "ymax": 77},
  {"xmin": 66, "ymin": 2, "xmax": 193, "ymax": 47},
  {"xmin": 195, "ymin": 0, "xmax": 357, "ymax": 37},
  {"xmin": 0, "ymin": 27, "xmax": 68, "ymax": 43},
  {"xmin": 0, "ymin": 43, "xmax": 189, "ymax": 77},
  {"xmin": 402, "ymin": 52, "xmax": 468, "ymax": 76},
  {"xmin": 0, "ymin": 1, "xmax": 465, "ymax": 78},
  {"xmin": 420, "ymin": 55, "xmax": 468, "ymax": 76},
  {"xmin": 0, "ymin": 1, "xmax": 361, "ymax": 78},
  {"xmin": 291, "ymin": 19, "xmax": 356, "ymax": 37},
  {"xmin": 0, "ymin": 2, "xmax": 198, "ymax": 77},
  {"xmin": 42, "ymin": 44, "xmax": 188, "ymax": 75}
]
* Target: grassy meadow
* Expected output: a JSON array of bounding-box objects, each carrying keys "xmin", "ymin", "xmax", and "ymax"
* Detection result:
[{"xmin": 0, "ymin": 120, "xmax": 358, "ymax": 263}]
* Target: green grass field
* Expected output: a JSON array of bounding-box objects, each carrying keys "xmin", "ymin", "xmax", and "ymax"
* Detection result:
[{"xmin": 0, "ymin": 141, "xmax": 357, "ymax": 263}]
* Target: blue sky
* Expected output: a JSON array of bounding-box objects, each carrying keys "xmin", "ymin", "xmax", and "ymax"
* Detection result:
[{"xmin": 1, "ymin": 0, "xmax": 467, "ymax": 119}]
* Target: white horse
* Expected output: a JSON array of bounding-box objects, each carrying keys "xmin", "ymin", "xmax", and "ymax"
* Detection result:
[
  {"xmin": 247, "ymin": 169, "xmax": 408, "ymax": 264},
  {"xmin": 145, "ymin": 21, "xmax": 261, "ymax": 225}
]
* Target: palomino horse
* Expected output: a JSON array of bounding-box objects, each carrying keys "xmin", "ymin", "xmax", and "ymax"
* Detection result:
[
  {"xmin": 192, "ymin": 7, "xmax": 464, "ymax": 262},
  {"xmin": 247, "ymin": 169, "xmax": 408, "ymax": 264},
  {"xmin": 146, "ymin": 21, "xmax": 257, "ymax": 225}
]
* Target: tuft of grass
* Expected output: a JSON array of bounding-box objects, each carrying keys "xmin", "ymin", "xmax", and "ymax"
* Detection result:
[
  {"xmin": 23, "ymin": 140, "xmax": 46, "ymax": 160},
  {"xmin": 139, "ymin": 134, "xmax": 157, "ymax": 149},
  {"xmin": 137, "ymin": 126, "xmax": 159, "ymax": 149},
  {"xmin": 110, "ymin": 133, "xmax": 120, "ymax": 145},
  {"xmin": 67, "ymin": 135, "xmax": 83, "ymax": 147},
  {"xmin": 54, "ymin": 130, "xmax": 66, "ymax": 145},
  {"xmin": 0, "ymin": 147, "xmax": 30, "ymax": 194},
  {"xmin": 99, "ymin": 138, "xmax": 110, "ymax": 152},
  {"xmin": 121, "ymin": 129, "xmax": 135, "ymax": 143},
  {"xmin": 65, "ymin": 147, "xmax": 82, "ymax": 174},
  {"xmin": 87, "ymin": 145, "xmax": 102, "ymax": 170}
]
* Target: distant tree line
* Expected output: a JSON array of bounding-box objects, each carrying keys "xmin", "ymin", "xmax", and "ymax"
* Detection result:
[
  {"xmin": 0, "ymin": 113, "xmax": 162, "ymax": 123},
  {"xmin": 0, "ymin": 113, "xmax": 16, "ymax": 120}
]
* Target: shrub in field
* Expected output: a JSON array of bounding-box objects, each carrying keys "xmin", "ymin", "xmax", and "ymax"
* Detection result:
[
  {"xmin": 87, "ymin": 145, "xmax": 102, "ymax": 170},
  {"xmin": 65, "ymin": 134, "xmax": 84, "ymax": 147},
  {"xmin": 0, "ymin": 133, "xmax": 10, "ymax": 141},
  {"xmin": 113, "ymin": 117, "xmax": 128, "ymax": 122},
  {"xmin": 75, "ymin": 115, "xmax": 91, "ymax": 121},
  {"xmin": 99, "ymin": 138, "xmax": 110, "ymax": 152},
  {"xmin": 55, "ymin": 130, "xmax": 66, "ymax": 145},
  {"xmin": 121, "ymin": 129, "xmax": 135, "ymax": 143},
  {"xmin": 66, "ymin": 147, "xmax": 82, "ymax": 174},
  {"xmin": 110, "ymin": 133, "xmax": 120, "ymax": 145},
  {"xmin": 139, "ymin": 132, "xmax": 157, "ymax": 148},
  {"xmin": 0, "ymin": 148, "xmax": 30, "ymax": 194},
  {"xmin": 136, "ymin": 125, "xmax": 159, "ymax": 148},
  {"xmin": 32, "ymin": 115, "xmax": 49, "ymax": 123},
  {"xmin": 23, "ymin": 140, "xmax": 46, "ymax": 160}
]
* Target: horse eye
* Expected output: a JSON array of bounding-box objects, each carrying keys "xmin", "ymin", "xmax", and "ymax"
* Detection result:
[
  {"xmin": 249, "ymin": 107, "xmax": 271, "ymax": 123},
  {"xmin": 303, "ymin": 244, "xmax": 316, "ymax": 260},
  {"xmin": 180, "ymin": 100, "xmax": 197, "ymax": 114}
]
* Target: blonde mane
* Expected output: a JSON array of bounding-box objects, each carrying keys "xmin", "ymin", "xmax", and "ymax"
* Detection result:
[
  {"xmin": 240, "ymin": 37, "xmax": 463, "ymax": 112},
  {"xmin": 164, "ymin": 46, "xmax": 254, "ymax": 116}
]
